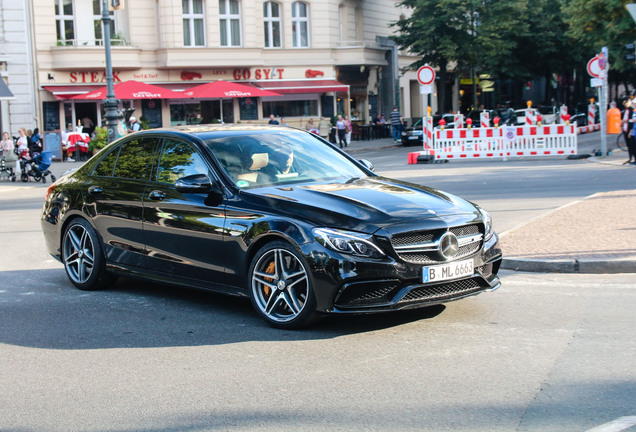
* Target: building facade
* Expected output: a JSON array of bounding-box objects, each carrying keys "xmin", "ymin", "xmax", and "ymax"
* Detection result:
[
  {"xmin": 32, "ymin": 0, "xmax": 429, "ymax": 133},
  {"xmin": 0, "ymin": 0, "xmax": 38, "ymax": 136}
]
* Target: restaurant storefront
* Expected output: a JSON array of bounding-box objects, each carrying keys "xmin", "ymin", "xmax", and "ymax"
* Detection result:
[{"xmin": 39, "ymin": 66, "xmax": 350, "ymax": 132}]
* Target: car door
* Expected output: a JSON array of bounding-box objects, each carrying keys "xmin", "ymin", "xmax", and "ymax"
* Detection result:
[
  {"xmin": 142, "ymin": 137, "xmax": 229, "ymax": 286},
  {"xmin": 84, "ymin": 136, "xmax": 158, "ymax": 268}
]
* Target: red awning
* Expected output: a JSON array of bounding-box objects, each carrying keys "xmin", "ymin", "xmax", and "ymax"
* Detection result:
[
  {"xmin": 182, "ymin": 80, "xmax": 280, "ymax": 98},
  {"xmin": 252, "ymin": 79, "xmax": 349, "ymax": 95},
  {"xmin": 71, "ymin": 80, "xmax": 184, "ymax": 100},
  {"xmin": 42, "ymin": 85, "xmax": 105, "ymax": 100}
]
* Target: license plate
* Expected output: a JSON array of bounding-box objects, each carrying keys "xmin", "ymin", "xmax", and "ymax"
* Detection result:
[
  {"xmin": 423, "ymin": 259, "xmax": 474, "ymax": 283},
  {"xmin": 408, "ymin": 136, "xmax": 420, "ymax": 140}
]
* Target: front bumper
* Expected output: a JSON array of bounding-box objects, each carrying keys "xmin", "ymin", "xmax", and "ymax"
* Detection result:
[{"xmin": 304, "ymin": 232, "xmax": 502, "ymax": 314}]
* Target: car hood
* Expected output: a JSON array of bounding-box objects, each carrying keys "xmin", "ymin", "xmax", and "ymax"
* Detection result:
[{"xmin": 240, "ymin": 177, "xmax": 478, "ymax": 232}]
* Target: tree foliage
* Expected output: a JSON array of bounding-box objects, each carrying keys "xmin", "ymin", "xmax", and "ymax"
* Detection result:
[
  {"xmin": 392, "ymin": 0, "xmax": 636, "ymax": 107},
  {"xmin": 564, "ymin": 0, "xmax": 636, "ymax": 73}
]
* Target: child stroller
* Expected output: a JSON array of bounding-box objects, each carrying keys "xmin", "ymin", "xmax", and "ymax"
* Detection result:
[
  {"xmin": 20, "ymin": 151, "xmax": 56, "ymax": 183},
  {"xmin": 0, "ymin": 151, "xmax": 18, "ymax": 182}
]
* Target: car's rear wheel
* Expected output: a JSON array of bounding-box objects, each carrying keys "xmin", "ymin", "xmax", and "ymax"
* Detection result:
[
  {"xmin": 62, "ymin": 218, "xmax": 114, "ymax": 291},
  {"xmin": 249, "ymin": 241, "xmax": 319, "ymax": 329}
]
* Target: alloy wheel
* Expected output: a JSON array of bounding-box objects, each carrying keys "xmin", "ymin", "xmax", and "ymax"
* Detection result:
[
  {"xmin": 63, "ymin": 223, "xmax": 95, "ymax": 284},
  {"xmin": 251, "ymin": 248, "xmax": 309, "ymax": 323}
]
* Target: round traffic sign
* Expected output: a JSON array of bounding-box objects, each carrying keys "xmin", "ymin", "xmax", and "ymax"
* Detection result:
[
  {"xmin": 587, "ymin": 56, "xmax": 601, "ymax": 78},
  {"xmin": 417, "ymin": 65, "xmax": 436, "ymax": 85}
]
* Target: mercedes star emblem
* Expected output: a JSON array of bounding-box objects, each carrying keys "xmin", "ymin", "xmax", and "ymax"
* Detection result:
[{"xmin": 439, "ymin": 232, "xmax": 459, "ymax": 260}]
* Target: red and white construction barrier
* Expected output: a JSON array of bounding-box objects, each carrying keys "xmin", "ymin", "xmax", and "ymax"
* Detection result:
[
  {"xmin": 480, "ymin": 111, "xmax": 490, "ymax": 128},
  {"xmin": 407, "ymin": 117, "xmax": 435, "ymax": 164},
  {"xmin": 432, "ymin": 124, "xmax": 577, "ymax": 160},
  {"xmin": 588, "ymin": 103, "xmax": 596, "ymax": 125},
  {"xmin": 577, "ymin": 124, "xmax": 601, "ymax": 134},
  {"xmin": 560, "ymin": 105, "xmax": 568, "ymax": 124}
]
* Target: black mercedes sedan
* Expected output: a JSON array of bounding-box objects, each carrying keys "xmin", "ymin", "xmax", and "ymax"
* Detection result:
[{"xmin": 42, "ymin": 125, "xmax": 502, "ymax": 329}]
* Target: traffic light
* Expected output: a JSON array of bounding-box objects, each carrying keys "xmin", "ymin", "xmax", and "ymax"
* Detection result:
[{"xmin": 626, "ymin": 42, "xmax": 636, "ymax": 62}]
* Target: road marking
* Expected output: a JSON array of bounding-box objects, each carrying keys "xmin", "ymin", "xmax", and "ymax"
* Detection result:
[{"xmin": 585, "ymin": 416, "xmax": 636, "ymax": 432}]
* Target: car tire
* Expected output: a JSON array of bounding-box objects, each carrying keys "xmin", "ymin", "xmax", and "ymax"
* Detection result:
[
  {"xmin": 62, "ymin": 218, "xmax": 114, "ymax": 291},
  {"xmin": 248, "ymin": 241, "xmax": 319, "ymax": 329}
]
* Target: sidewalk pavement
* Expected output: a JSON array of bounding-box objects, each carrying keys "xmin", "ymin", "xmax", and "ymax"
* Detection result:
[
  {"xmin": 499, "ymin": 149, "xmax": 636, "ymax": 273},
  {"xmin": 4, "ymin": 137, "xmax": 635, "ymax": 274}
]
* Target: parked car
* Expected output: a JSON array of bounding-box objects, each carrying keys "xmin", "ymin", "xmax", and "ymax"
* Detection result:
[
  {"xmin": 401, "ymin": 114, "xmax": 456, "ymax": 146},
  {"xmin": 538, "ymin": 106, "xmax": 558, "ymax": 124},
  {"xmin": 42, "ymin": 125, "xmax": 502, "ymax": 329}
]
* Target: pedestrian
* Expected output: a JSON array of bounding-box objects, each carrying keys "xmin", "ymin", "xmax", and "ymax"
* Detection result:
[
  {"xmin": 82, "ymin": 117, "xmax": 95, "ymax": 135},
  {"xmin": 29, "ymin": 128, "xmax": 42, "ymax": 156},
  {"xmin": 305, "ymin": 118, "xmax": 319, "ymax": 134},
  {"xmin": 16, "ymin": 127, "xmax": 29, "ymax": 158},
  {"xmin": 127, "ymin": 116, "xmax": 141, "ymax": 133},
  {"xmin": 336, "ymin": 114, "xmax": 347, "ymax": 148},
  {"xmin": 280, "ymin": 117, "xmax": 288, "ymax": 126},
  {"xmin": 345, "ymin": 115, "xmax": 352, "ymax": 145},
  {"xmin": 1, "ymin": 131, "xmax": 14, "ymax": 157},
  {"xmin": 390, "ymin": 106, "xmax": 403, "ymax": 142},
  {"xmin": 317, "ymin": 117, "xmax": 331, "ymax": 140},
  {"xmin": 622, "ymin": 98, "xmax": 635, "ymax": 164},
  {"xmin": 629, "ymin": 110, "xmax": 636, "ymax": 165},
  {"xmin": 268, "ymin": 114, "xmax": 279, "ymax": 125}
]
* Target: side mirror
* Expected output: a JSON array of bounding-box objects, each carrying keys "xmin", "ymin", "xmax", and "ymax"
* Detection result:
[
  {"xmin": 358, "ymin": 159, "xmax": 375, "ymax": 172},
  {"xmin": 175, "ymin": 174, "xmax": 213, "ymax": 194}
]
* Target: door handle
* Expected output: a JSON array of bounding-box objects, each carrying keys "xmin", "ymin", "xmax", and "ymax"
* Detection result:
[
  {"xmin": 88, "ymin": 185, "xmax": 103, "ymax": 195},
  {"xmin": 148, "ymin": 190, "xmax": 166, "ymax": 201}
]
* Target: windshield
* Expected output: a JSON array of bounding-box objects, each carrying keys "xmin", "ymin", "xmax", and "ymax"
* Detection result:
[{"xmin": 203, "ymin": 130, "xmax": 369, "ymax": 189}]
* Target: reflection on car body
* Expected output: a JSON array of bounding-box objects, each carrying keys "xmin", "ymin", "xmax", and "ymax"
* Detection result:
[{"xmin": 42, "ymin": 125, "xmax": 502, "ymax": 328}]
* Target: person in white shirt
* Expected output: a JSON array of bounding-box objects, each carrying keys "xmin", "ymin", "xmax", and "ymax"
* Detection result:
[{"xmin": 128, "ymin": 116, "xmax": 141, "ymax": 133}]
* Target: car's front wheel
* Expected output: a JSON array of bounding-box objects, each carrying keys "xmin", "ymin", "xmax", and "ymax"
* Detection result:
[
  {"xmin": 249, "ymin": 241, "xmax": 319, "ymax": 329},
  {"xmin": 62, "ymin": 218, "xmax": 114, "ymax": 291}
]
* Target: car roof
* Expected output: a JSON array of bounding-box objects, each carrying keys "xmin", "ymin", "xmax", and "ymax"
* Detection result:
[{"xmin": 135, "ymin": 124, "xmax": 300, "ymax": 140}]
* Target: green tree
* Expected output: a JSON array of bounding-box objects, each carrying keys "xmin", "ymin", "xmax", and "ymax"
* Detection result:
[
  {"xmin": 392, "ymin": 0, "xmax": 536, "ymax": 111},
  {"xmin": 564, "ymin": 0, "xmax": 636, "ymax": 73},
  {"xmin": 392, "ymin": 0, "xmax": 478, "ymax": 113}
]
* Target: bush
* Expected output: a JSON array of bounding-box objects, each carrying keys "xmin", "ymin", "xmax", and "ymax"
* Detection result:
[{"xmin": 88, "ymin": 127, "xmax": 108, "ymax": 153}]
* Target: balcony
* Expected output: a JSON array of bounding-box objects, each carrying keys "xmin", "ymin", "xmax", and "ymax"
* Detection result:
[{"xmin": 50, "ymin": 42, "xmax": 142, "ymax": 70}]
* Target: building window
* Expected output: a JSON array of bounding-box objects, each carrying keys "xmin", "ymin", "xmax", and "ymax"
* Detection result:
[
  {"xmin": 291, "ymin": 1, "xmax": 309, "ymax": 48},
  {"xmin": 54, "ymin": 0, "xmax": 75, "ymax": 46},
  {"xmin": 263, "ymin": 1, "xmax": 281, "ymax": 48},
  {"xmin": 183, "ymin": 0, "xmax": 206, "ymax": 46},
  {"xmin": 219, "ymin": 0, "xmax": 241, "ymax": 47},
  {"xmin": 262, "ymin": 98, "xmax": 318, "ymax": 118},
  {"xmin": 93, "ymin": 0, "xmax": 116, "ymax": 45}
]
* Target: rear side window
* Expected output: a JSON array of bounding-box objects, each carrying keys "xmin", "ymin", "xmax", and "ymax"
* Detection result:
[
  {"xmin": 113, "ymin": 137, "xmax": 157, "ymax": 180},
  {"xmin": 93, "ymin": 145, "xmax": 121, "ymax": 177},
  {"xmin": 157, "ymin": 139, "xmax": 209, "ymax": 184}
]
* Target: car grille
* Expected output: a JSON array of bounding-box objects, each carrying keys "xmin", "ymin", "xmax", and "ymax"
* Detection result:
[
  {"xmin": 390, "ymin": 224, "xmax": 483, "ymax": 264},
  {"xmin": 399, "ymin": 277, "xmax": 488, "ymax": 303},
  {"xmin": 335, "ymin": 276, "xmax": 491, "ymax": 309},
  {"xmin": 335, "ymin": 280, "xmax": 400, "ymax": 308}
]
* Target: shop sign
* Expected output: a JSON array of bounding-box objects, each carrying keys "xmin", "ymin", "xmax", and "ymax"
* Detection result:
[
  {"xmin": 181, "ymin": 71, "xmax": 203, "ymax": 80},
  {"xmin": 70, "ymin": 71, "xmax": 121, "ymax": 83},
  {"xmin": 233, "ymin": 68, "xmax": 285, "ymax": 80},
  {"xmin": 133, "ymin": 72, "xmax": 159, "ymax": 80},
  {"xmin": 305, "ymin": 69, "xmax": 324, "ymax": 78}
]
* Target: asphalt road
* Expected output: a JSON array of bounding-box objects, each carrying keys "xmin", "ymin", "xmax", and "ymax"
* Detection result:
[{"xmin": 1, "ymin": 138, "xmax": 635, "ymax": 432}]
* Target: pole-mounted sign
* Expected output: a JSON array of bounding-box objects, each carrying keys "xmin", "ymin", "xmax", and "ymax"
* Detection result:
[{"xmin": 417, "ymin": 65, "xmax": 436, "ymax": 86}]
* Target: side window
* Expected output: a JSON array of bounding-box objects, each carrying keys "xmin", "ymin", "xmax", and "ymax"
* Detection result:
[
  {"xmin": 93, "ymin": 145, "xmax": 121, "ymax": 177},
  {"xmin": 157, "ymin": 139, "xmax": 209, "ymax": 184},
  {"xmin": 113, "ymin": 138, "xmax": 157, "ymax": 180}
]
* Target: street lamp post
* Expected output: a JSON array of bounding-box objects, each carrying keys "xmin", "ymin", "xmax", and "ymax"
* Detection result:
[{"xmin": 102, "ymin": 0, "xmax": 121, "ymax": 143}]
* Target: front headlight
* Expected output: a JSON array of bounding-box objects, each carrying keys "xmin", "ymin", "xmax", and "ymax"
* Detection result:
[
  {"xmin": 479, "ymin": 208, "xmax": 494, "ymax": 240},
  {"xmin": 313, "ymin": 228, "xmax": 385, "ymax": 258}
]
